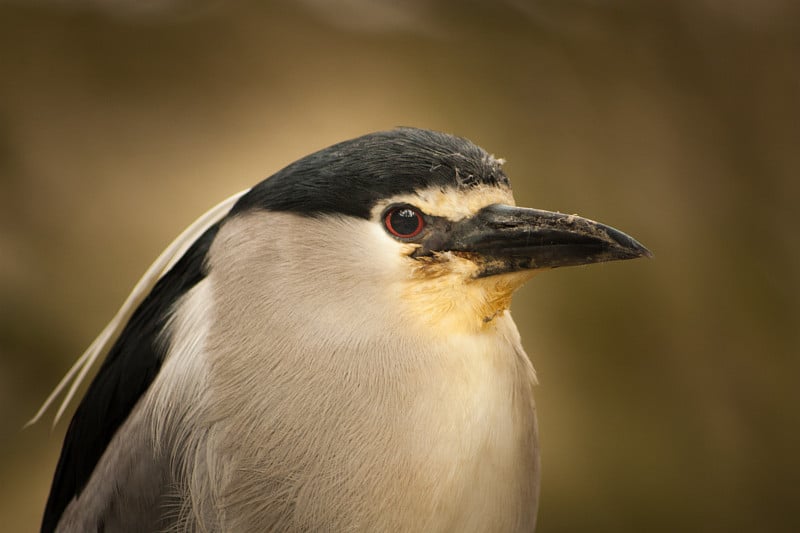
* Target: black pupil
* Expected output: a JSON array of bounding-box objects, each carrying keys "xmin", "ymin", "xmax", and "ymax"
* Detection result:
[{"xmin": 391, "ymin": 208, "xmax": 419, "ymax": 235}]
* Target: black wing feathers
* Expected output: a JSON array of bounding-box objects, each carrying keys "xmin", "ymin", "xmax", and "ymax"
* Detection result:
[{"xmin": 41, "ymin": 224, "xmax": 220, "ymax": 533}]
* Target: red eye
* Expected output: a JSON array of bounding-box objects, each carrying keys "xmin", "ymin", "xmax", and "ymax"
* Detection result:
[{"xmin": 384, "ymin": 206, "xmax": 425, "ymax": 239}]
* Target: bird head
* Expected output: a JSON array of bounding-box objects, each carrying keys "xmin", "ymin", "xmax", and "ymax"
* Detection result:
[{"xmin": 224, "ymin": 128, "xmax": 650, "ymax": 336}]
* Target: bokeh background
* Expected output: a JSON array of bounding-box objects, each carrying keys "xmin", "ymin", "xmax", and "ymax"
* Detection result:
[{"xmin": 1, "ymin": 1, "xmax": 798, "ymax": 531}]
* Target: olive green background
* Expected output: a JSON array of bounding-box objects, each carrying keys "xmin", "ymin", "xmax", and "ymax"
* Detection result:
[{"xmin": 1, "ymin": 1, "xmax": 798, "ymax": 531}]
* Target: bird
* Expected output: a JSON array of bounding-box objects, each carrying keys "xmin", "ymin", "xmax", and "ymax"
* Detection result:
[{"xmin": 33, "ymin": 127, "xmax": 650, "ymax": 532}]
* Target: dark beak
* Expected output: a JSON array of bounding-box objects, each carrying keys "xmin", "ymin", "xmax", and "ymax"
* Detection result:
[{"xmin": 416, "ymin": 204, "xmax": 652, "ymax": 278}]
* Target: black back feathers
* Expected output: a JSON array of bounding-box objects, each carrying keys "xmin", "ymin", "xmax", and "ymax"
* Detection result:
[{"xmin": 41, "ymin": 224, "xmax": 220, "ymax": 533}]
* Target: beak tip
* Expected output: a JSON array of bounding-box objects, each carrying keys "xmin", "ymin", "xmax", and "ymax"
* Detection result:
[
  {"xmin": 629, "ymin": 240, "xmax": 654, "ymax": 260},
  {"xmin": 605, "ymin": 226, "xmax": 652, "ymax": 261}
]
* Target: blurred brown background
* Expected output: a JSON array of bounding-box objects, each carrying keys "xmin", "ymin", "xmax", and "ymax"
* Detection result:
[{"xmin": 1, "ymin": 0, "xmax": 798, "ymax": 531}]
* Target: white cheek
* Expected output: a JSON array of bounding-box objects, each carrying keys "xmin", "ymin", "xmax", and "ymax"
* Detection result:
[{"xmin": 352, "ymin": 221, "xmax": 415, "ymax": 277}]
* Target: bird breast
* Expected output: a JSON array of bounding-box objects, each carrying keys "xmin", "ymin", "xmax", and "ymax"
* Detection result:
[{"xmin": 183, "ymin": 290, "xmax": 538, "ymax": 530}]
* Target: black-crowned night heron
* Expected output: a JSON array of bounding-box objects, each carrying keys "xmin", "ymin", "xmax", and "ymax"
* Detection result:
[{"xmin": 33, "ymin": 128, "xmax": 650, "ymax": 532}]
